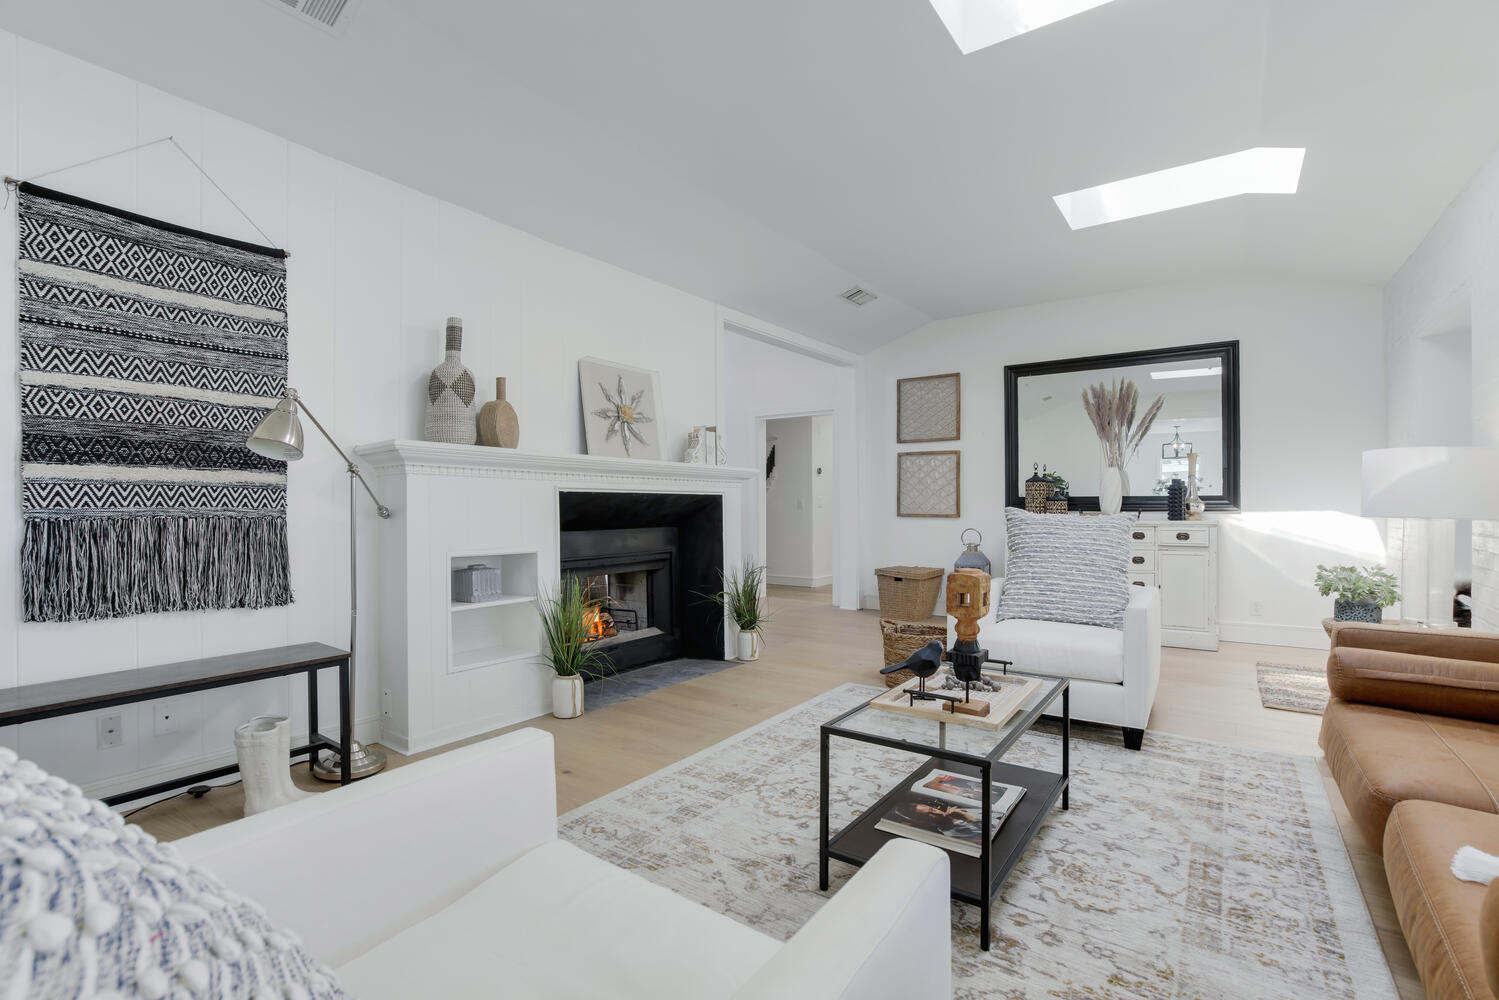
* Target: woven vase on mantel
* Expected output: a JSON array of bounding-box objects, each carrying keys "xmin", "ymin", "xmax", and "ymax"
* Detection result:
[{"xmin": 425, "ymin": 316, "xmax": 477, "ymax": 445}]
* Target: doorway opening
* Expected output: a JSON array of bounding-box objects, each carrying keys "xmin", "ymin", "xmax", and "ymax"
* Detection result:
[{"xmin": 764, "ymin": 415, "xmax": 834, "ymax": 605}]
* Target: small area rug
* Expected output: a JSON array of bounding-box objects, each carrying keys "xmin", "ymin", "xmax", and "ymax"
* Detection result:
[
  {"xmin": 1257, "ymin": 660, "xmax": 1331, "ymax": 715},
  {"xmin": 560, "ymin": 684, "xmax": 1394, "ymax": 1000}
]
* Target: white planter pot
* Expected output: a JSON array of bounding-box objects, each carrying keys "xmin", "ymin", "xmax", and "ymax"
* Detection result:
[
  {"xmin": 551, "ymin": 675, "xmax": 584, "ymax": 719},
  {"xmin": 1098, "ymin": 462, "xmax": 1123, "ymax": 515},
  {"xmin": 736, "ymin": 629, "xmax": 761, "ymax": 661},
  {"xmin": 235, "ymin": 715, "xmax": 311, "ymax": 817}
]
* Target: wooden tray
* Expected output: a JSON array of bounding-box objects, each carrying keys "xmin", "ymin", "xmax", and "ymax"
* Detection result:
[{"xmin": 868, "ymin": 669, "xmax": 1043, "ymax": 732}]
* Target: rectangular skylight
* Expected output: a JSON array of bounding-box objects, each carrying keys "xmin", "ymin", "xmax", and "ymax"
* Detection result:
[
  {"xmin": 1151, "ymin": 367, "xmax": 1222, "ymax": 380},
  {"xmin": 1053, "ymin": 147, "xmax": 1306, "ymax": 230},
  {"xmin": 927, "ymin": 0, "xmax": 1119, "ymax": 53}
]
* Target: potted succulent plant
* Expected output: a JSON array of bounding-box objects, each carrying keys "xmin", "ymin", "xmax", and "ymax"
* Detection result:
[
  {"xmin": 706, "ymin": 561, "xmax": 770, "ymax": 661},
  {"xmin": 1314, "ymin": 564, "xmax": 1401, "ymax": 623},
  {"xmin": 538, "ymin": 577, "xmax": 610, "ymax": 718}
]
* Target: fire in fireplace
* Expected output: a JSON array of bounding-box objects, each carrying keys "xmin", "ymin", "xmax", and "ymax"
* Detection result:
[{"xmin": 578, "ymin": 570, "xmax": 650, "ymax": 643}]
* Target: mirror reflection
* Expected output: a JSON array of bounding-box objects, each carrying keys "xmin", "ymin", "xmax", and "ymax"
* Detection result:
[{"xmin": 1016, "ymin": 358, "xmax": 1224, "ymax": 499}]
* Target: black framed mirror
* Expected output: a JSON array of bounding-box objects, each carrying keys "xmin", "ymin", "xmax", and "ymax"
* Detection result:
[{"xmin": 1004, "ymin": 341, "xmax": 1240, "ymax": 512}]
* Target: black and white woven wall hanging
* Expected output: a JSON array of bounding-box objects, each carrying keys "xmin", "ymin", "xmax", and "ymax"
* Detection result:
[{"xmin": 16, "ymin": 182, "xmax": 291, "ymax": 622}]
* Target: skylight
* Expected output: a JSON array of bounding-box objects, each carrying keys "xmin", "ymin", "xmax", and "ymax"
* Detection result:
[
  {"xmin": 1151, "ymin": 367, "xmax": 1222, "ymax": 381},
  {"xmin": 1052, "ymin": 147, "xmax": 1306, "ymax": 230},
  {"xmin": 927, "ymin": 0, "xmax": 1120, "ymax": 54}
]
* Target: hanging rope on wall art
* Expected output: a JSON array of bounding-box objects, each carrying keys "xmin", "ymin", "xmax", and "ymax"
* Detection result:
[{"xmin": 3, "ymin": 135, "xmax": 287, "ymax": 257}]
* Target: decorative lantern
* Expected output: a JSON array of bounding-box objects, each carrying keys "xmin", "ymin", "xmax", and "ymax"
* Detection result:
[
  {"xmin": 954, "ymin": 528, "xmax": 991, "ymax": 576},
  {"xmin": 1046, "ymin": 492, "xmax": 1070, "ymax": 515},
  {"xmin": 1024, "ymin": 464, "xmax": 1051, "ymax": 513}
]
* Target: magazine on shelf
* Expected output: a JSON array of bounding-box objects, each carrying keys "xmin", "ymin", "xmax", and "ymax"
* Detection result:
[{"xmin": 873, "ymin": 771, "xmax": 1027, "ymax": 858}]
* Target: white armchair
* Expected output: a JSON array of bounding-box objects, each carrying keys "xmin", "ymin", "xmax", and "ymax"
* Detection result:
[
  {"xmin": 951, "ymin": 581, "xmax": 1161, "ymax": 750},
  {"xmin": 177, "ymin": 729, "xmax": 953, "ymax": 999}
]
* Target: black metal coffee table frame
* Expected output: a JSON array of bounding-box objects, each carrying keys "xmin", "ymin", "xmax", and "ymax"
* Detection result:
[{"xmin": 819, "ymin": 666, "xmax": 1069, "ymax": 951}]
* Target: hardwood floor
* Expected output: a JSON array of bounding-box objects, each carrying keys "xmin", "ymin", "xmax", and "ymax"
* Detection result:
[{"xmin": 132, "ymin": 585, "xmax": 1421, "ymax": 998}]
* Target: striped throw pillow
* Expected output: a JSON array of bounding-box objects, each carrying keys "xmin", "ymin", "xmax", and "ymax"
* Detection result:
[{"xmin": 997, "ymin": 507, "xmax": 1134, "ymax": 629}]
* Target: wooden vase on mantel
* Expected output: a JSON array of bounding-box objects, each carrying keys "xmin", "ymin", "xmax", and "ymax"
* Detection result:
[{"xmin": 477, "ymin": 377, "xmax": 520, "ymax": 448}]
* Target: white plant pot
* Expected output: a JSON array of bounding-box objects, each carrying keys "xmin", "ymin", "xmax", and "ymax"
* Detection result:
[
  {"xmin": 1098, "ymin": 463, "xmax": 1124, "ymax": 515},
  {"xmin": 736, "ymin": 629, "xmax": 761, "ymax": 661},
  {"xmin": 552, "ymin": 675, "xmax": 585, "ymax": 719}
]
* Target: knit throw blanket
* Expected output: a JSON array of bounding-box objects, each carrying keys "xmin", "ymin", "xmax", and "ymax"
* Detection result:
[{"xmin": 17, "ymin": 183, "xmax": 291, "ymax": 622}]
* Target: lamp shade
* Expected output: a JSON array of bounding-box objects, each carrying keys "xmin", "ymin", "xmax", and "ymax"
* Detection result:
[
  {"xmin": 247, "ymin": 397, "xmax": 305, "ymax": 461},
  {"xmin": 1361, "ymin": 447, "xmax": 1499, "ymax": 519}
]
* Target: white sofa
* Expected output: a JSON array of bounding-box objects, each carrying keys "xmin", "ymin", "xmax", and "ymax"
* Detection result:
[
  {"xmin": 951, "ymin": 582, "xmax": 1161, "ymax": 749},
  {"xmin": 176, "ymin": 728, "xmax": 953, "ymax": 999}
]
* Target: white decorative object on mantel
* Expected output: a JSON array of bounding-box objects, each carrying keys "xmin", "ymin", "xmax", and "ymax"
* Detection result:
[
  {"xmin": 354, "ymin": 440, "xmax": 757, "ymax": 756},
  {"xmin": 1127, "ymin": 517, "xmax": 1219, "ymax": 650},
  {"xmin": 682, "ymin": 425, "xmax": 728, "ymax": 466}
]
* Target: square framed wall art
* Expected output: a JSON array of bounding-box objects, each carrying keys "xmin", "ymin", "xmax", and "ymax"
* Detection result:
[
  {"xmin": 578, "ymin": 357, "xmax": 664, "ymax": 460},
  {"xmin": 897, "ymin": 450, "xmax": 961, "ymax": 518},
  {"xmin": 896, "ymin": 372, "xmax": 961, "ymax": 443}
]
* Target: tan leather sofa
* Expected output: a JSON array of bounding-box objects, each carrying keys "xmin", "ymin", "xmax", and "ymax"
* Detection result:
[{"xmin": 1319, "ymin": 624, "xmax": 1499, "ymax": 1000}]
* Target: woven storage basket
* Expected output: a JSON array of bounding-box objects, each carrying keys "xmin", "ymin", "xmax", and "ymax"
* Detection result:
[
  {"xmin": 874, "ymin": 565, "xmax": 944, "ymax": 622},
  {"xmin": 879, "ymin": 618, "xmax": 948, "ymax": 686}
]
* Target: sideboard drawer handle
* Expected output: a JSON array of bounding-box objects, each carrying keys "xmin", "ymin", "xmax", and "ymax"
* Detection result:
[
  {"xmin": 1132, "ymin": 555, "xmax": 1145, "ymax": 564},
  {"xmin": 1176, "ymin": 531, "xmax": 1191, "ymax": 541},
  {"xmin": 1131, "ymin": 580, "xmax": 1145, "ymax": 587},
  {"xmin": 1132, "ymin": 531, "xmax": 1145, "ymax": 540}
]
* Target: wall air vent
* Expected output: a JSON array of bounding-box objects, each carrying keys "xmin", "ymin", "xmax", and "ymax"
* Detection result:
[
  {"xmin": 840, "ymin": 286, "xmax": 879, "ymax": 307},
  {"xmin": 261, "ymin": 0, "xmax": 361, "ymax": 34}
]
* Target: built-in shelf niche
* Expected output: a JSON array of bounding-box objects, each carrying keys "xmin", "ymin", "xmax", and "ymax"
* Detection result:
[{"xmin": 448, "ymin": 552, "xmax": 539, "ymax": 674}]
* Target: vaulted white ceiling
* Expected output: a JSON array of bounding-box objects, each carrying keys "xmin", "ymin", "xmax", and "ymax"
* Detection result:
[{"xmin": 2, "ymin": 0, "xmax": 1497, "ymax": 352}]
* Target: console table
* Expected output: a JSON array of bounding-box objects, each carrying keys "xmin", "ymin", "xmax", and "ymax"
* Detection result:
[{"xmin": 0, "ymin": 642, "xmax": 353, "ymax": 805}]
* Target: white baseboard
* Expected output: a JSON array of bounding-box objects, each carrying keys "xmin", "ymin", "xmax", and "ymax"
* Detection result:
[
  {"xmin": 1219, "ymin": 620, "xmax": 1330, "ymax": 650},
  {"xmin": 768, "ymin": 574, "xmax": 832, "ymax": 588},
  {"xmin": 83, "ymin": 716, "xmax": 382, "ymax": 804}
]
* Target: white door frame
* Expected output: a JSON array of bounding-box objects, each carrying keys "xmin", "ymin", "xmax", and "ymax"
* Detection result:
[
  {"xmin": 715, "ymin": 307, "xmax": 862, "ymax": 610},
  {"xmin": 759, "ymin": 410, "xmax": 836, "ymax": 596}
]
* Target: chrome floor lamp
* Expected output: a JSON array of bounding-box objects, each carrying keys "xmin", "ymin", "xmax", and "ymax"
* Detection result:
[{"xmin": 248, "ymin": 388, "xmax": 392, "ymax": 779}]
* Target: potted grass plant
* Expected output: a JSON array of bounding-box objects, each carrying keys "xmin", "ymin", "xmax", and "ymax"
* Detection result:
[
  {"xmin": 538, "ymin": 577, "xmax": 611, "ymax": 718},
  {"xmin": 1314, "ymin": 564, "xmax": 1401, "ymax": 623},
  {"xmin": 707, "ymin": 561, "xmax": 770, "ymax": 661}
]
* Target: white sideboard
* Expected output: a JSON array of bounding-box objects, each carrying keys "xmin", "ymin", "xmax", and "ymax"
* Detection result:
[
  {"xmin": 1128, "ymin": 518, "xmax": 1219, "ymax": 650},
  {"xmin": 354, "ymin": 441, "xmax": 756, "ymax": 756}
]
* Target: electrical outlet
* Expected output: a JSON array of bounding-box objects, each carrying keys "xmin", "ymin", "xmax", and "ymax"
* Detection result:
[
  {"xmin": 153, "ymin": 700, "xmax": 183, "ymax": 737},
  {"xmin": 1251, "ymin": 600, "xmax": 1265, "ymax": 617},
  {"xmin": 97, "ymin": 713, "xmax": 123, "ymax": 749}
]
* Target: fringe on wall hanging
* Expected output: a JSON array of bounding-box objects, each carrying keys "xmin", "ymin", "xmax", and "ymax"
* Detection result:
[{"xmin": 16, "ymin": 182, "xmax": 292, "ymax": 622}]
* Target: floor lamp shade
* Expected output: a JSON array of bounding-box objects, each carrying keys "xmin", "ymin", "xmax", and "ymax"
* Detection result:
[
  {"xmin": 1362, "ymin": 447, "xmax": 1499, "ymax": 627},
  {"xmin": 247, "ymin": 397, "xmax": 305, "ymax": 462}
]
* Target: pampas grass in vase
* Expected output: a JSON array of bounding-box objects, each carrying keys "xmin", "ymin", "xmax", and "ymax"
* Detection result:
[{"xmin": 1082, "ymin": 379, "xmax": 1165, "ymax": 513}]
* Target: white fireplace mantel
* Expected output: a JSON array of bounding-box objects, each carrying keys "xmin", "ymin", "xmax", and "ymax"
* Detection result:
[
  {"xmin": 355, "ymin": 440, "xmax": 756, "ymax": 756},
  {"xmin": 356, "ymin": 439, "xmax": 758, "ymax": 487}
]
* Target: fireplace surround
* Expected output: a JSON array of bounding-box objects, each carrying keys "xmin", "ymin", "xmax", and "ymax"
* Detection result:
[{"xmin": 560, "ymin": 492, "xmax": 724, "ymax": 673}]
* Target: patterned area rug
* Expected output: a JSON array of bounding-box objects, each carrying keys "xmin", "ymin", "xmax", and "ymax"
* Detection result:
[
  {"xmin": 1257, "ymin": 661, "xmax": 1331, "ymax": 715},
  {"xmin": 561, "ymin": 684, "xmax": 1395, "ymax": 1000}
]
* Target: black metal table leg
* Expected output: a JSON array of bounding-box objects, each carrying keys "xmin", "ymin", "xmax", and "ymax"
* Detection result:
[
  {"xmin": 307, "ymin": 666, "xmax": 320, "ymax": 751},
  {"xmin": 980, "ymin": 758, "xmax": 992, "ymax": 950},
  {"xmin": 338, "ymin": 658, "xmax": 353, "ymax": 785},
  {"xmin": 819, "ymin": 728, "xmax": 831, "ymax": 891},
  {"xmin": 1062, "ymin": 685, "xmax": 1071, "ymax": 811}
]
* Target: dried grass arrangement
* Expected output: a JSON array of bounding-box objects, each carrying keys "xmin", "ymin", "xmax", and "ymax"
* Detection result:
[{"xmin": 1082, "ymin": 379, "xmax": 1165, "ymax": 469}]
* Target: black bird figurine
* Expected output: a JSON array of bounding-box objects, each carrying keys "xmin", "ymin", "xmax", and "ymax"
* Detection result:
[{"xmin": 881, "ymin": 640, "xmax": 944, "ymax": 701}]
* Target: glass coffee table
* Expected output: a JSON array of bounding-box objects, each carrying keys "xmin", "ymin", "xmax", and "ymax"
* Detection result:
[{"xmin": 819, "ymin": 664, "xmax": 1069, "ymax": 951}]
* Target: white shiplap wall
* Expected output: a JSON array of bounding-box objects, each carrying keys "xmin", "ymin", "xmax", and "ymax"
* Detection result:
[{"xmin": 0, "ymin": 32, "xmax": 721, "ymax": 796}]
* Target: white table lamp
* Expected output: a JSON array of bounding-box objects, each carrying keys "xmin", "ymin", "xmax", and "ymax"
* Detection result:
[{"xmin": 1362, "ymin": 447, "xmax": 1499, "ymax": 627}]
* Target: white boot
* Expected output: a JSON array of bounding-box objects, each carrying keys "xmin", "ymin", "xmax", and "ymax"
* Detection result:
[{"xmin": 235, "ymin": 715, "xmax": 312, "ymax": 817}]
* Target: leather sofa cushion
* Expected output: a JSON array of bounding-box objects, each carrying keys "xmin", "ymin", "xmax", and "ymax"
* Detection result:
[
  {"xmin": 1327, "ymin": 623, "xmax": 1499, "ymax": 723},
  {"xmin": 1383, "ymin": 800, "xmax": 1499, "ymax": 1000},
  {"xmin": 1319, "ymin": 698, "xmax": 1499, "ymax": 855},
  {"xmin": 336, "ymin": 839, "xmax": 780, "ymax": 999},
  {"xmin": 977, "ymin": 616, "xmax": 1125, "ymax": 684}
]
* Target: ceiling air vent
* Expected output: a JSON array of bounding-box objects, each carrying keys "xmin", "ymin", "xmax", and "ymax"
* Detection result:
[
  {"xmin": 261, "ymin": 0, "xmax": 361, "ymax": 34},
  {"xmin": 840, "ymin": 286, "xmax": 878, "ymax": 307}
]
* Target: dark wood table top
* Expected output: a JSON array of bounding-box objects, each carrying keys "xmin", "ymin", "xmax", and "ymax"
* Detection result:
[{"xmin": 0, "ymin": 642, "xmax": 350, "ymax": 726}]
